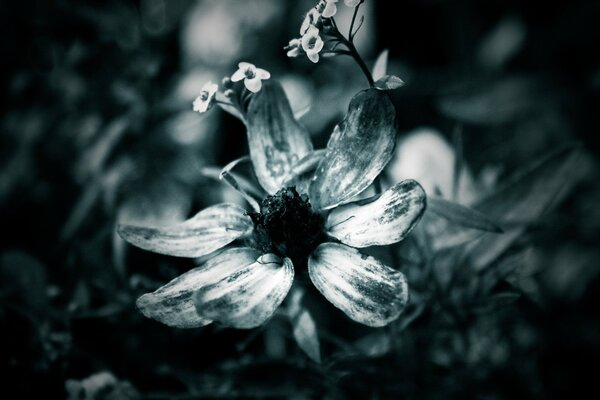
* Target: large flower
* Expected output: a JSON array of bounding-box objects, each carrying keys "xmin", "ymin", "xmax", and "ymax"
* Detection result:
[{"xmin": 118, "ymin": 81, "xmax": 426, "ymax": 329}]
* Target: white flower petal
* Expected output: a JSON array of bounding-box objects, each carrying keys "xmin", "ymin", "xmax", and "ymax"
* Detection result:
[
  {"xmin": 322, "ymin": 2, "xmax": 337, "ymax": 18},
  {"xmin": 255, "ymin": 68, "xmax": 271, "ymax": 80},
  {"xmin": 326, "ymin": 180, "xmax": 426, "ymax": 247},
  {"xmin": 118, "ymin": 203, "xmax": 252, "ymax": 258},
  {"xmin": 231, "ymin": 69, "xmax": 246, "ymax": 82},
  {"xmin": 307, "ymin": 51, "xmax": 320, "ymax": 63},
  {"xmin": 244, "ymin": 77, "xmax": 263, "ymax": 93},
  {"xmin": 309, "ymin": 243, "xmax": 409, "ymax": 327},
  {"xmin": 309, "ymin": 89, "xmax": 397, "ymax": 210},
  {"xmin": 193, "ymin": 97, "xmax": 209, "ymax": 113},
  {"xmin": 246, "ymin": 81, "xmax": 313, "ymax": 194},
  {"xmin": 136, "ymin": 248, "xmax": 260, "ymax": 328},
  {"xmin": 238, "ymin": 61, "xmax": 254, "ymax": 70},
  {"xmin": 195, "ymin": 254, "xmax": 294, "ymax": 328}
]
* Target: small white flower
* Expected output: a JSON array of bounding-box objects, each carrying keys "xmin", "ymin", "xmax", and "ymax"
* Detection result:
[
  {"xmin": 344, "ymin": 0, "xmax": 361, "ymax": 7},
  {"xmin": 192, "ymin": 81, "xmax": 218, "ymax": 113},
  {"xmin": 300, "ymin": 8, "xmax": 320, "ymax": 35},
  {"xmin": 230, "ymin": 62, "xmax": 271, "ymax": 93},
  {"xmin": 301, "ymin": 25, "xmax": 324, "ymax": 63},
  {"xmin": 322, "ymin": 0, "xmax": 338, "ymax": 18},
  {"xmin": 285, "ymin": 38, "xmax": 303, "ymax": 58}
]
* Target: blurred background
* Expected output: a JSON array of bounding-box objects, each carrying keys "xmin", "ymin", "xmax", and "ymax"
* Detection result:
[{"xmin": 1, "ymin": 0, "xmax": 599, "ymax": 398}]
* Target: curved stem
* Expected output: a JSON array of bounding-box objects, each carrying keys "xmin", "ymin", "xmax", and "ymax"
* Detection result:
[{"xmin": 330, "ymin": 17, "xmax": 374, "ymax": 86}]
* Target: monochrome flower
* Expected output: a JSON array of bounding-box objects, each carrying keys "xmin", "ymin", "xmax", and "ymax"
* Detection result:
[
  {"xmin": 300, "ymin": 8, "xmax": 321, "ymax": 35},
  {"xmin": 285, "ymin": 38, "xmax": 303, "ymax": 58},
  {"xmin": 230, "ymin": 62, "xmax": 271, "ymax": 93},
  {"xmin": 118, "ymin": 81, "xmax": 426, "ymax": 329},
  {"xmin": 301, "ymin": 26, "xmax": 325, "ymax": 63},
  {"xmin": 321, "ymin": 0, "xmax": 338, "ymax": 18},
  {"xmin": 192, "ymin": 81, "xmax": 218, "ymax": 113}
]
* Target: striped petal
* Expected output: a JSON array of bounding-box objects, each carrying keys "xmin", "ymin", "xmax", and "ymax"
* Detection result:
[
  {"xmin": 195, "ymin": 253, "xmax": 294, "ymax": 329},
  {"xmin": 309, "ymin": 89, "xmax": 396, "ymax": 210},
  {"xmin": 308, "ymin": 243, "xmax": 408, "ymax": 327},
  {"xmin": 281, "ymin": 149, "xmax": 326, "ymax": 195},
  {"xmin": 325, "ymin": 180, "xmax": 426, "ymax": 247},
  {"xmin": 246, "ymin": 80, "xmax": 313, "ymax": 194},
  {"xmin": 136, "ymin": 248, "xmax": 259, "ymax": 328},
  {"xmin": 118, "ymin": 203, "xmax": 252, "ymax": 258}
]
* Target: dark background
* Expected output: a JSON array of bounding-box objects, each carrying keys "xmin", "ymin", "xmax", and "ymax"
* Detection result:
[{"xmin": 1, "ymin": 0, "xmax": 599, "ymax": 398}]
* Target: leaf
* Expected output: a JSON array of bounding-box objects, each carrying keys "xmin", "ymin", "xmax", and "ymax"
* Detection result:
[
  {"xmin": 292, "ymin": 309, "xmax": 321, "ymax": 363},
  {"xmin": 373, "ymin": 75, "xmax": 404, "ymax": 91},
  {"xmin": 372, "ymin": 49, "xmax": 388, "ymax": 81},
  {"xmin": 427, "ymin": 196, "xmax": 503, "ymax": 233},
  {"xmin": 468, "ymin": 144, "xmax": 590, "ymax": 270}
]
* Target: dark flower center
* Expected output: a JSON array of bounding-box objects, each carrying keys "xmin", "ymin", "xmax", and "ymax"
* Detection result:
[
  {"xmin": 248, "ymin": 187, "xmax": 325, "ymax": 267},
  {"xmin": 199, "ymin": 90, "xmax": 209, "ymax": 101},
  {"xmin": 244, "ymin": 67, "xmax": 256, "ymax": 79}
]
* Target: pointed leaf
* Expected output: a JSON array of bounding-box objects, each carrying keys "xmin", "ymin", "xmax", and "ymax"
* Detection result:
[
  {"xmin": 136, "ymin": 248, "xmax": 259, "ymax": 328},
  {"xmin": 468, "ymin": 145, "xmax": 590, "ymax": 270},
  {"xmin": 309, "ymin": 89, "xmax": 397, "ymax": 209},
  {"xmin": 246, "ymin": 81, "xmax": 313, "ymax": 194},
  {"xmin": 118, "ymin": 203, "xmax": 252, "ymax": 258},
  {"xmin": 308, "ymin": 243, "xmax": 408, "ymax": 327},
  {"xmin": 292, "ymin": 309, "xmax": 321, "ymax": 363},
  {"xmin": 195, "ymin": 254, "xmax": 294, "ymax": 329},
  {"xmin": 372, "ymin": 49, "xmax": 388, "ymax": 81},
  {"xmin": 326, "ymin": 180, "xmax": 427, "ymax": 247},
  {"xmin": 428, "ymin": 196, "xmax": 503, "ymax": 233},
  {"xmin": 374, "ymin": 75, "xmax": 404, "ymax": 91}
]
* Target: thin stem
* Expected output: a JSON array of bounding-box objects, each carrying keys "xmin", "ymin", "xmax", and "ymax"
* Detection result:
[
  {"xmin": 330, "ymin": 18, "xmax": 374, "ymax": 86},
  {"xmin": 348, "ymin": 1, "xmax": 362, "ymax": 40}
]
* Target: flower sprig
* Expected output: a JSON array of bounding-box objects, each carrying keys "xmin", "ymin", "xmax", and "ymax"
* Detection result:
[
  {"xmin": 192, "ymin": 62, "xmax": 272, "ymax": 121},
  {"xmin": 285, "ymin": 0, "xmax": 404, "ymax": 91}
]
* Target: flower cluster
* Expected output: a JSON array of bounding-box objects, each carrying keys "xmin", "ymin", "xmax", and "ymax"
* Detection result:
[
  {"xmin": 285, "ymin": 0, "xmax": 363, "ymax": 63},
  {"xmin": 192, "ymin": 62, "xmax": 271, "ymax": 115}
]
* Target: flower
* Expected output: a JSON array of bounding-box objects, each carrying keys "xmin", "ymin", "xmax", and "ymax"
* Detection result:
[
  {"xmin": 230, "ymin": 62, "xmax": 271, "ymax": 93},
  {"xmin": 192, "ymin": 81, "xmax": 218, "ymax": 113},
  {"xmin": 300, "ymin": 8, "xmax": 321, "ymax": 35},
  {"xmin": 320, "ymin": 0, "xmax": 338, "ymax": 18},
  {"xmin": 118, "ymin": 81, "xmax": 426, "ymax": 329},
  {"xmin": 344, "ymin": 0, "xmax": 362, "ymax": 7},
  {"xmin": 285, "ymin": 38, "xmax": 303, "ymax": 58},
  {"xmin": 301, "ymin": 26, "xmax": 324, "ymax": 63}
]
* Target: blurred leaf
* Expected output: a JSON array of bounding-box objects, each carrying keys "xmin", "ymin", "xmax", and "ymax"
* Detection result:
[
  {"xmin": 372, "ymin": 49, "xmax": 388, "ymax": 81},
  {"xmin": 292, "ymin": 308, "xmax": 322, "ymax": 363},
  {"xmin": 374, "ymin": 75, "xmax": 404, "ymax": 91},
  {"xmin": 438, "ymin": 76, "xmax": 540, "ymax": 125},
  {"xmin": 216, "ymin": 91, "xmax": 245, "ymax": 122},
  {"xmin": 471, "ymin": 291, "xmax": 521, "ymax": 315},
  {"xmin": 476, "ymin": 145, "xmax": 588, "ymax": 223},
  {"xmin": 0, "ymin": 251, "xmax": 48, "ymax": 316},
  {"xmin": 428, "ymin": 196, "xmax": 503, "ymax": 233},
  {"xmin": 354, "ymin": 332, "xmax": 391, "ymax": 357},
  {"xmin": 468, "ymin": 145, "xmax": 590, "ymax": 270}
]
